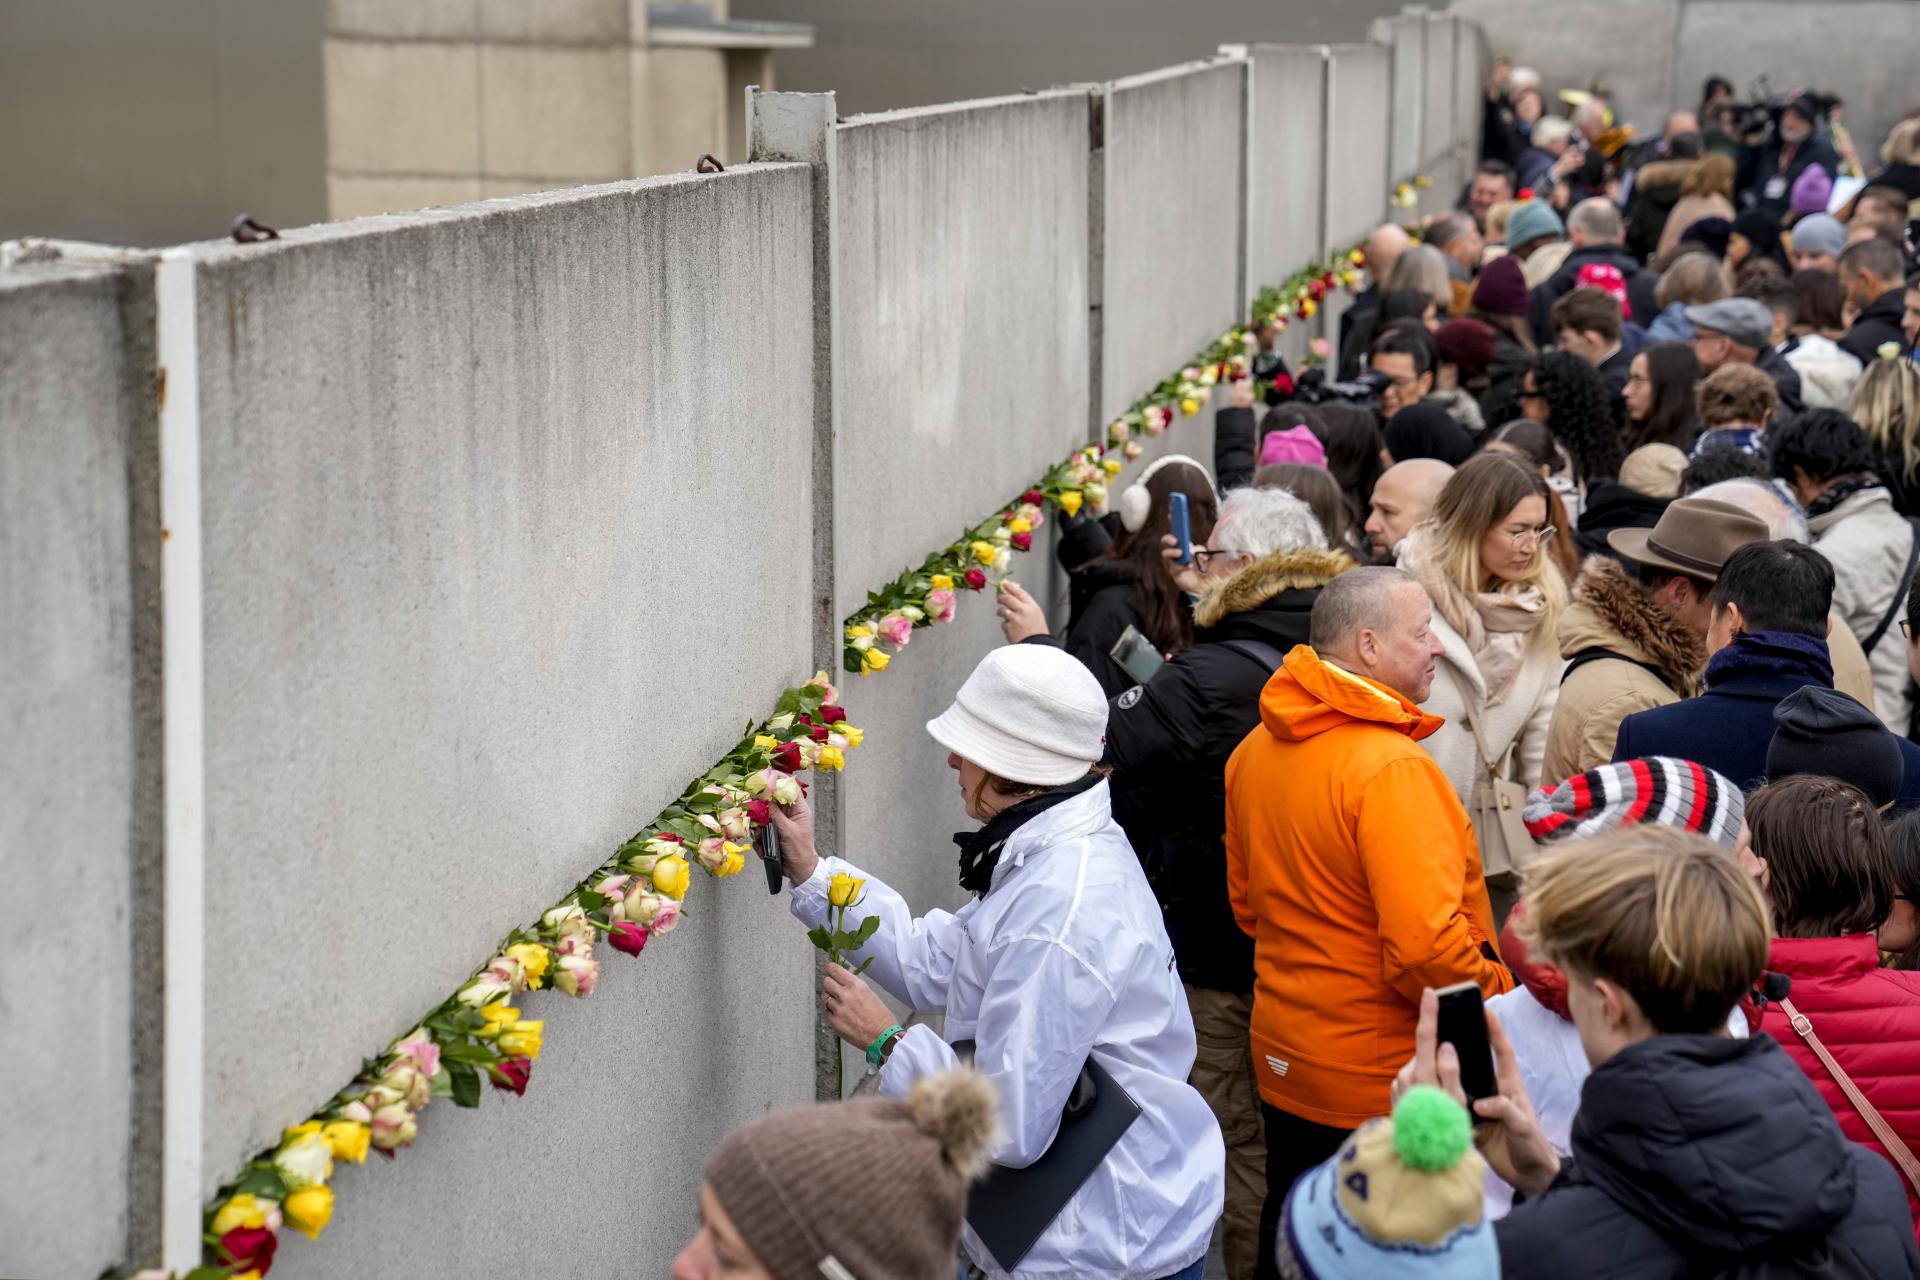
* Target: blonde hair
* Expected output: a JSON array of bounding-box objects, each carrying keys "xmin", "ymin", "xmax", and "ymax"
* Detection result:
[
  {"xmin": 1882, "ymin": 116, "xmax": 1920, "ymax": 167},
  {"xmin": 1420, "ymin": 452, "xmax": 1567, "ymax": 635},
  {"xmin": 1519, "ymin": 827, "xmax": 1771, "ymax": 1034},
  {"xmin": 1850, "ymin": 355, "xmax": 1920, "ymax": 480},
  {"xmin": 1386, "ymin": 244, "xmax": 1454, "ymax": 314},
  {"xmin": 1683, "ymin": 153, "xmax": 1736, "ymax": 200},
  {"xmin": 1485, "ymin": 199, "xmax": 1519, "ymax": 243}
]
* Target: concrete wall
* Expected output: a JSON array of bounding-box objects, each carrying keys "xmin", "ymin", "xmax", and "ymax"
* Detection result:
[
  {"xmin": 1246, "ymin": 45, "xmax": 1329, "ymax": 286},
  {"xmin": 0, "ymin": 261, "xmax": 155, "ymax": 1280},
  {"xmin": 1100, "ymin": 59, "xmax": 1248, "ymax": 426},
  {"xmin": 1382, "ymin": 14, "xmax": 1426, "ymax": 186},
  {"xmin": 1324, "ymin": 46, "xmax": 1394, "ymax": 250},
  {"xmin": 184, "ymin": 167, "xmax": 821, "ymax": 1206}
]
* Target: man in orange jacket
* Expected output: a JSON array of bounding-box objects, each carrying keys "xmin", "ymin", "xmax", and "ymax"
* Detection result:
[{"xmin": 1225, "ymin": 565, "xmax": 1512, "ymax": 1280}]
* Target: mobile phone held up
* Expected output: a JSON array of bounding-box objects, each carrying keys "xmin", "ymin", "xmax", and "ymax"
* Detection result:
[
  {"xmin": 1433, "ymin": 981, "xmax": 1499, "ymax": 1113},
  {"xmin": 1168, "ymin": 492, "xmax": 1193, "ymax": 566},
  {"xmin": 753, "ymin": 819, "xmax": 784, "ymax": 895}
]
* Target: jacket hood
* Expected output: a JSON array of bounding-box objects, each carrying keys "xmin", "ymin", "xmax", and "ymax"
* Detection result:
[
  {"xmin": 1635, "ymin": 158, "xmax": 1696, "ymax": 191},
  {"xmin": 1559, "ymin": 556, "xmax": 1705, "ymax": 688},
  {"xmin": 1786, "ymin": 333, "xmax": 1867, "ymax": 409},
  {"xmin": 1578, "ymin": 481, "xmax": 1669, "ymax": 526},
  {"xmin": 1573, "ymin": 1034, "xmax": 1864, "ymax": 1256},
  {"xmin": 1259, "ymin": 644, "xmax": 1443, "ymax": 744},
  {"xmin": 1192, "ymin": 547, "xmax": 1355, "ymax": 629},
  {"xmin": 1499, "ymin": 899, "xmax": 1568, "ymax": 1018}
]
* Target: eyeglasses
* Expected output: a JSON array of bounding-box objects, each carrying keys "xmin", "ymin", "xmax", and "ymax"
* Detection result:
[
  {"xmin": 1192, "ymin": 547, "xmax": 1243, "ymax": 572},
  {"xmin": 1507, "ymin": 525, "xmax": 1557, "ymax": 550},
  {"xmin": 1518, "ymin": 386, "xmax": 1545, "ymax": 400}
]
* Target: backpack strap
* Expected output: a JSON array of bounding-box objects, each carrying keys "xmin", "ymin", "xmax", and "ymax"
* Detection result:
[
  {"xmin": 1861, "ymin": 518, "xmax": 1920, "ymax": 655},
  {"xmin": 1221, "ymin": 638, "xmax": 1288, "ymax": 673},
  {"xmin": 1560, "ymin": 646, "xmax": 1677, "ymax": 691},
  {"xmin": 1779, "ymin": 995, "xmax": 1920, "ymax": 1201}
]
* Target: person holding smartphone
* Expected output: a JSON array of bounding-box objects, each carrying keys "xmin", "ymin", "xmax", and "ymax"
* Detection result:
[
  {"xmin": 1395, "ymin": 827, "xmax": 1919, "ymax": 1279},
  {"xmin": 768, "ymin": 643, "xmax": 1225, "ymax": 1280}
]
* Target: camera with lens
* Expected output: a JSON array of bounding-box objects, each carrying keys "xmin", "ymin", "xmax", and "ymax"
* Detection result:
[{"xmin": 1286, "ymin": 367, "xmax": 1390, "ymax": 408}]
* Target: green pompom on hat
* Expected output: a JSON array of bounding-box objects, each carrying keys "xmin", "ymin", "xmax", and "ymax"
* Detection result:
[{"xmin": 1392, "ymin": 1084, "xmax": 1474, "ymax": 1172}]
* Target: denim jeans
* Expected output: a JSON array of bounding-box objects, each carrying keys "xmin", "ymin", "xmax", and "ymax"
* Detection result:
[{"xmin": 1155, "ymin": 1257, "xmax": 1209, "ymax": 1280}]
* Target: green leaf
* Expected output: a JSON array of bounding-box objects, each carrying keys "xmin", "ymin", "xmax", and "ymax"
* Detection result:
[
  {"xmin": 228, "ymin": 1164, "xmax": 291, "ymax": 1199},
  {"xmin": 439, "ymin": 1039, "xmax": 500, "ymax": 1066},
  {"xmin": 852, "ymin": 915, "xmax": 882, "ymax": 945},
  {"xmin": 448, "ymin": 1060, "xmax": 482, "ymax": 1108},
  {"xmin": 806, "ymin": 925, "xmax": 832, "ymax": 951},
  {"xmin": 854, "ymin": 956, "xmax": 875, "ymax": 976},
  {"xmin": 576, "ymin": 889, "xmax": 607, "ymax": 911}
]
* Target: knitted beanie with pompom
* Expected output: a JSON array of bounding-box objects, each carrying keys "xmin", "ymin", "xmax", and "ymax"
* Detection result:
[{"xmin": 704, "ymin": 1068, "xmax": 1001, "ymax": 1280}]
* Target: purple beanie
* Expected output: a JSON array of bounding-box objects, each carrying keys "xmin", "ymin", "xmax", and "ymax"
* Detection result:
[
  {"xmin": 1791, "ymin": 165, "xmax": 1834, "ymax": 217},
  {"xmin": 1259, "ymin": 425, "xmax": 1328, "ymax": 468},
  {"xmin": 1471, "ymin": 254, "xmax": 1529, "ymax": 318}
]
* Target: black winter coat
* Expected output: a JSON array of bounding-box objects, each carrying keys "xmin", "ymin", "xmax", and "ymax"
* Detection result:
[
  {"xmin": 1755, "ymin": 345, "xmax": 1805, "ymax": 414},
  {"xmin": 1575, "ymin": 481, "xmax": 1669, "ymax": 561},
  {"xmin": 1214, "ymin": 404, "xmax": 1259, "ymax": 491},
  {"xmin": 1105, "ymin": 549, "xmax": 1349, "ymax": 993},
  {"xmin": 1497, "ymin": 1034, "xmax": 1920, "ymax": 1279},
  {"xmin": 1839, "ymin": 288, "xmax": 1913, "ymax": 366},
  {"xmin": 1061, "ymin": 557, "xmax": 1147, "ymax": 699},
  {"xmin": 1739, "ymin": 134, "xmax": 1839, "ymax": 220},
  {"xmin": 1529, "ymin": 244, "xmax": 1661, "ymax": 345}
]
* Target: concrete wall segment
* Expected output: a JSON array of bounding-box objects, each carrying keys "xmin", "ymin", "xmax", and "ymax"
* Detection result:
[
  {"xmin": 1244, "ymin": 45, "xmax": 1329, "ymax": 292},
  {"xmin": 1323, "ymin": 44, "xmax": 1394, "ymax": 250},
  {"xmin": 181, "ymin": 165, "xmax": 821, "ymax": 1193}
]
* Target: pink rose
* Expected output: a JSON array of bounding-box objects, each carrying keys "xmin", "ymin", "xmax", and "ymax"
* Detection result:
[
  {"xmin": 926, "ymin": 588, "xmax": 957, "ymax": 623},
  {"xmin": 718, "ymin": 807, "xmax": 750, "ymax": 840},
  {"xmin": 877, "ymin": 614, "xmax": 914, "ymax": 647},
  {"xmin": 609, "ymin": 921, "xmax": 649, "ymax": 956},
  {"xmin": 393, "ymin": 1030, "xmax": 440, "ymax": 1078},
  {"xmin": 339, "ymin": 1099, "xmax": 372, "ymax": 1124},
  {"xmin": 651, "ymin": 899, "xmax": 683, "ymax": 934},
  {"xmin": 696, "ymin": 837, "xmax": 727, "ymax": 872},
  {"xmin": 370, "ymin": 1103, "xmax": 417, "ymax": 1151},
  {"xmin": 556, "ymin": 953, "xmax": 600, "ymax": 997}
]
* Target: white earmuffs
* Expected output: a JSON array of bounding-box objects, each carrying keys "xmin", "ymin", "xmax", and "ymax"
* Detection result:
[{"xmin": 1116, "ymin": 454, "xmax": 1220, "ymax": 532}]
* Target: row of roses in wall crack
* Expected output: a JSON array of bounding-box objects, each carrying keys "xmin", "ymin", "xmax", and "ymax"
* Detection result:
[{"xmin": 157, "ymin": 185, "xmax": 1427, "ymax": 1279}]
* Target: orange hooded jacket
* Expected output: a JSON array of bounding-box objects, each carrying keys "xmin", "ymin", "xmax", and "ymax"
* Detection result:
[{"xmin": 1224, "ymin": 644, "xmax": 1512, "ymax": 1129}]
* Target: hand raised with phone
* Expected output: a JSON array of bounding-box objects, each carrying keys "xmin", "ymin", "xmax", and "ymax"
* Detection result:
[
  {"xmin": 767, "ymin": 790, "xmax": 820, "ymax": 886},
  {"xmin": 1394, "ymin": 987, "xmax": 1560, "ymax": 1198}
]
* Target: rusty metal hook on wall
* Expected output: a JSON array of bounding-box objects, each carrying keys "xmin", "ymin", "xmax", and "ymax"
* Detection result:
[{"xmin": 694, "ymin": 154, "xmax": 726, "ymax": 174}]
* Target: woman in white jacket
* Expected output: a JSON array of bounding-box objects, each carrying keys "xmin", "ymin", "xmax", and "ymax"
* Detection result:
[
  {"xmin": 769, "ymin": 643, "xmax": 1224, "ymax": 1280},
  {"xmin": 1401, "ymin": 453, "xmax": 1567, "ymax": 910}
]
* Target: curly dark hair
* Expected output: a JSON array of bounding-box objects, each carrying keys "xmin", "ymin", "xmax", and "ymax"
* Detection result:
[{"xmin": 1531, "ymin": 350, "xmax": 1623, "ymax": 483}]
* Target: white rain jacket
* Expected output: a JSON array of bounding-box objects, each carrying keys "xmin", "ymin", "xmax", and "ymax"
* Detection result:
[{"xmin": 790, "ymin": 782, "xmax": 1224, "ymax": 1279}]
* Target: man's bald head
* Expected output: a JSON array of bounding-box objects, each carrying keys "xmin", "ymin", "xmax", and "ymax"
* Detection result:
[
  {"xmin": 1309, "ymin": 567, "xmax": 1442, "ymax": 702},
  {"xmin": 1364, "ymin": 459, "xmax": 1453, "ymax": 561},
  {"xmin": 1665, "ymin": 111, "xmax": 1699, "ymax": 141},
  {"xmin": 1368, "ymin": 223, "xmax": 1413, "ymax": 284}
]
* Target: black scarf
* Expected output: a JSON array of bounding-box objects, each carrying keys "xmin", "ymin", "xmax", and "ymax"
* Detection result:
[
  {"xmin": 1806, "ymin": 473, "xmax": 1883, "ymax": 521},
  {"xmin": 954, "ymin": 773, "xmax": 1102, "ymax": 896}
]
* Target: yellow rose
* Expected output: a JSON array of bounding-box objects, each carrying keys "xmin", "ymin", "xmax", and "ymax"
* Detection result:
[
  {"xmin": 506, "ymin": 942, "xmax": 549, "ymax": 991},
  {"xmin": 832, "ymin": 721, "xmax": 864, "ymax": 748},
  {"xmin": 284, "ymin": 1119, "xmax": 322, "ymax": 1142},
  {"xmin": 860, "ymin": 648, "xmax": 891, "ymax": 676},
  {"xmin": 1008, "ymin": 516, "xmax": 1032, "ymax": 534},
  {"xmin": 717, "ymin": 845, "xmax": 747, "ymax": 878},
  {"xmin": 846, "ymin": 622, "xmax": 873, "ymax": 640},
  {"xmin": 754, "ymin": 733, "xmax": 778, "ymax": 750},
  {"xmin": 284, "ymin": 1184, "xmax": 334, "ymax": 1240},
  {"xmin": 1349, "ymin": 247, "xmax": 1365, "ymax": 265},
  {"xmin": 1101, "ymin": 457, "xmax": 1122, "ymax": 476},
  {"xmin": 479, "ymin": 1000, "xmax": 520, "ymax": 1030},
  {"xmin": 650, "ymin": 852, "xmax": 692, "ymax": 900},
  {"xmin": 970, "ymin": 540, "xmax": 997, "ymax": 564},
  {"xmin": 816, "ymin": 744, "xmax": 846, "ymax": 771},
  {"xmin": 1057, "ymin": 490, "xmax": 1084, "ymax": 517},
  {"xmin": 828, "ymin": 872, "xmax": 866, "ymax": 908},
  {"xmin": 929, "ymin": 573, "xmax": 954, "ymax": 591},
  {"xmin": 497, "ymin": 1019, "xmax": 544, "ymax": 1059},
  {"xmin": 1180, "ymin": 398, "xmax": 1200, "ymax": 416},
  {"xmin": 211, "ymin": 1193, "xmax": 275, "ymax": 1236},
  {"xmin": 322, "ymin": 1119, "xmax": 371, "ymax": 1164},
  {"xmin": 236, "ymin": 1273, "xmax": 263, "ymax": 1280}
]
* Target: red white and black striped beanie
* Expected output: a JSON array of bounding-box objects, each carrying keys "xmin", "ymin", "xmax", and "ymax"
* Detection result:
[{"xmin": 1523, "ymin": 757, "xmax": 1745, "ymax": 851}]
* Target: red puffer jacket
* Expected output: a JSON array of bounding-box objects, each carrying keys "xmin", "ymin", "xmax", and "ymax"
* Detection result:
[{"xmin": 1755, "ymin": 934, "xmax": 1920, "ymax": 1243}]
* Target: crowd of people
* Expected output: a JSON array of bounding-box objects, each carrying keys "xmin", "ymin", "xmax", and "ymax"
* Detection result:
[{"xmin": 670, "ymin": 68, "xmax": 1920, "ymax": 1280}]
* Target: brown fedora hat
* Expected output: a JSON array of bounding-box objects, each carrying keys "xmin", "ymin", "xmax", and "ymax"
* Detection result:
[{"xmin": 1607, "ymin": 498, "xmax": 1771, "ymax": 580}]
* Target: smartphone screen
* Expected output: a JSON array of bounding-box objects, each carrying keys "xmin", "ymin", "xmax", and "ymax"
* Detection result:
[
  {"xmin": 1109, "ymin": 625, "xmax": 1165, "ymax": 686},
  {"xmin": 752, "ymin": 820, "xmax": 784, "ymax": 895},
  {"xmin": 1168, "ymin": 492, "xmax": 1193, "ymax": 565},
  {"xmin": 1433, "ymin": 981, "xmax": 1498, "ymax": 1109}
]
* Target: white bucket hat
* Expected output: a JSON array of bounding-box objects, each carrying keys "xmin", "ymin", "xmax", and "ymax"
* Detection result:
[{"xmin": 927, "ymin": 645, "xmax": 1108, "ymax": 787}]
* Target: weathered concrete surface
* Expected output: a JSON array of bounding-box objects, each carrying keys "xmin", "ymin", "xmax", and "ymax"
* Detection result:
[
  {"xmin": 186, "ymin": 166, "xmax": 821, "ymax": 1210},
  {"xmin": 1247, "ymin": 45, "xmax": 1328, "ymax": 287},
  {"xmin": 0, "ymin": 261, "xmax": 150, "ymax": 1279},
  {"xmin": 1422, "ymin": 14, "xmax": 1462, "ymax": 207},
  {"xmin": 1324, "ymin": 45, "xmax": 1394, "ymax": 250},
  {"xmin": 828, "ymin": 90, "xmax": 1093, "ymax": 610},
  {"xmin": 1101, "ymin": 59, "xmax": 1248, "ymax": 425},
  {"xmin": 1382, "ymin": 14, "xmax": 1426, "ymax": 184}
]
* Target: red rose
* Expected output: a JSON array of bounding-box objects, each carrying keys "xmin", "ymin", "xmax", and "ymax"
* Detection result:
[
  {"xmin": 219, "ymin": 1227, "xmax": 277, "ymax": 1274},
  {"xmin": 963, "ymin": 567, "xmax": 988, "ymax": 590},
  {"xmin": 1308, "ymin": 278, "xmax": 1328, "ymax": 301},
  {"xmin": 489, "ymin": 1058, "xmax": 532, "ymax": 1095},
  {"xmin": 1272, "ymin": 372, "xmax": 1295, "ymax": 397},
  {"xmin": 771, "ymin": 741, "xmax": 804, "ymax": 773},
  {"xmin": 809, "ymin": 724, "xmax": 829, "ymax": 743},
  {"xmin": 795, "ymin": 711, "xmax": 813, "ymax": 727},
  {"xmin": 608, "ymin": 922, "xmax": 649, "ymax": 957},
  {"xmin": 1011, "ymin": 530, "xmax": 1033, "ymax": 552},
  {"xmin": 817, "ymin": 704, "xmax": 847, "ymax": 724},
  {"xmin": 743, "ymin": 798, "xmax": 772, "ymax": 825},
  {"xmin": 652, "ymin": 831, "xmax": 682, "ymax": 845},
  {"xmin": 1021, "ymin": 490, "xmax": 1044, "ymax": 506}
]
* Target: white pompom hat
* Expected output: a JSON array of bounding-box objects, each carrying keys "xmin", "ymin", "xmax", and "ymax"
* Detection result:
[{"xmin": 927, "ymin": 645, "xmax": 1108, "ymax": 786}]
